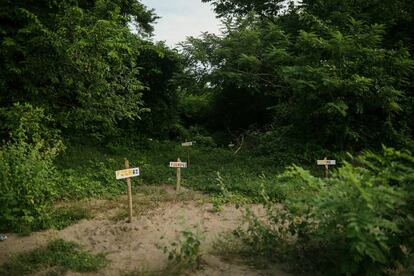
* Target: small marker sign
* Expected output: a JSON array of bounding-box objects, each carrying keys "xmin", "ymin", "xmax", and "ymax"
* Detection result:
[
  {"xmin": 115, "ymin": 168, "xmax": 140, "ymax": 180},
  {"xmin": 170, "ymin": 158, "xmax": 186, "ymax": 192},
  {"xmin": 115, "ymin": 160, "xmax": 139, "ymax": 223},
  {"xmin": 317, "ymin": 157, "xmax": 336, "ymax": 178},
  {"xmin": 169, "ymin": 161, "xmax": 187, "ymax": 168},
  {"xmin": 317, "ymin": 160, "xmax": 336, "ymax": 166},
  {"xmin": 181, "ymin": 141, "xmax": 195, "ymax": 167},
  {"xmin": 181, "ymin": 141, "xmax": 195, "ymax": 147}
]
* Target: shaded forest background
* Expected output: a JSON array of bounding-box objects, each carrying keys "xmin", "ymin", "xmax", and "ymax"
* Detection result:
[{"xmin": 1, "ymin": 0, "xmax": 413, "ymax": 151}]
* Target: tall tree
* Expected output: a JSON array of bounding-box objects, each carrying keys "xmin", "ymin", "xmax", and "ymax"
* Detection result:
[
  {"xmin": 181, "ymin": 11, "xmax": 413, "ymax": 150},
  {"xmin": 0, "ymin": 0, "xmax": 157, "ymax": 140},
  {"xmin": 302, "ymin": 0, "xmax": 414, "ymax": 51},
  {"xmin": 201, "ymin": 0, "xmax": 288, "ymax": 18}
]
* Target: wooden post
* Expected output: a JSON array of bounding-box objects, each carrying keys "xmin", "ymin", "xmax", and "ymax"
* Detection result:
[
  {"xmin": 124, "ymin": 159, "xmax": 133, "ymax": 223},
  {"xmin": 176, "ymin": 157, "xmax": 181, "ymax": 192},
  {"xmin": 324, "ymin": 157, "xmax": 329, "ymax": 178},
  {"xmin": 187, "ymin": 148, "xmax": 190, "ymax": 168}
]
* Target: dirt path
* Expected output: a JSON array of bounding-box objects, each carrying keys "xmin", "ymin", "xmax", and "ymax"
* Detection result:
[{"xmin": 0, "ymin": 188, "xmax": 292, "ymax": 275}]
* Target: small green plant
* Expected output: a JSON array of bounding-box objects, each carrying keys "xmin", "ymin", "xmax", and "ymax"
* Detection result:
[
  {"xmin": 0, "ymin": 239, "xmax": 107, "ymax": 275},
  {"xmin": 211, "ymin": 172, "xmax": 251, "ymax": 212},
  {"xmin": 162, "ymin": 230, "xmax": 202, "ymax": 274},
  {"xmin": 211, "ymin": 196, "xmax": 224, "ymax": 212},
  {"xmin": 211, "ymin": 172, "xmax": 228, "ymax": 211}
]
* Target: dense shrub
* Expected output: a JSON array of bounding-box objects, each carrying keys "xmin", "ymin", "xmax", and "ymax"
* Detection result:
[
  {"xmin": 0, "ymin": 104, "xmax": 63, "ymax": 232},
  {"xmin": 239, "ymin": 147, "xmax": 414, "ymax": 275}
]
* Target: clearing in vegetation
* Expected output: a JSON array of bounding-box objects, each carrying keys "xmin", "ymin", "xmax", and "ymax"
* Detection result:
[
  {"xmin": 1, "ymin": 0, "xmax": 413, "ymax": 275},
  {"xmin": 0, "ymin": 186, "xmax": 291, "ymax": 275}
]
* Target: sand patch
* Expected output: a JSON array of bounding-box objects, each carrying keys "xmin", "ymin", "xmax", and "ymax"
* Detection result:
[{"xmin": 0, "ymin": 188, "xmax": 291, "ymax": 275}]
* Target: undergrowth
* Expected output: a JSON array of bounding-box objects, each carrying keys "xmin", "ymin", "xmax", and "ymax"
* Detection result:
[
  {"xmin": 0, "ymin": 239, "xmax": 107, "ymax": 275},
  {"xmin": 234, "ymin": 147, "xmax": 414, "ymax": 275},
  {"xmin": 48, "ymin": 206, "xmax": 92, "ymax": 230},
  {"xmin": 1, "ymin": 134, "xmax": 332, "ymax": 233},
  {"xmin": 56, "ymin": 139, "xmax": 292, "ymax": 200}
]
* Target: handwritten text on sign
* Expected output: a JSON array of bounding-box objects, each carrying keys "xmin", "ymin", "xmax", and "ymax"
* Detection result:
[
  {"xmin": 317, "ymin": 160, "xmax": 336, "ymax": 166},
  {"xmin": 169, "ymin": 162, "xmax": 187, "ymax": 168},
  {"xmin": 115, "ymin": 168, "xmax": 140, "ymax": 180},
  {"xmin": 182, "ymin": 141, "xmax": 195, "ymax": 147}
]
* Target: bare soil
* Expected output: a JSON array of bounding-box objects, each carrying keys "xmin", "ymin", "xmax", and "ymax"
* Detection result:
[{"xmin": 0, "ymin": 187, "xmax": 292, "ymax": 276}]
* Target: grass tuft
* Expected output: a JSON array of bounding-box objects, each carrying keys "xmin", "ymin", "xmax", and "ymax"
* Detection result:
[
  {"xmin": 0, "ymin": 239, "xmax": 107, "ymax": 275},
  {"xmin": 49, "ymin": 206, "xmax": 92, "ymax": 230}
]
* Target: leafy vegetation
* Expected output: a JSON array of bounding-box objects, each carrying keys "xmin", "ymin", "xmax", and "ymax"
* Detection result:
[
  {"xmin": 236, "ymin": 147, "xmax": 414, "ymax": 275},
  {"xmin": 161, "ymin": 230, "xmax": 203, "ymax": 275},
  {"xmin": 181, "ymin": 7, "xmax": 413, "ymax": 151},
  {"xmin": 48, "ymin": 206, "xmax": 92, "ymax": 230},
  {"xmin": 0, "ymin": 104, "xmax": 63, "ymax": 233},
  {"xmin": 0, "ymin": 239, "xmax": 107, "ymax": 275}
]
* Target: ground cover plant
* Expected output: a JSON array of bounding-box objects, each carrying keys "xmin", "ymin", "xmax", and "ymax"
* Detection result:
[
  {"xmin": 0, "ymin": 239, "xmax": 107, "ymax": 275},
  {"xmin": 56, "ymin": 139, "xmax": 285, "ymax": 199}
]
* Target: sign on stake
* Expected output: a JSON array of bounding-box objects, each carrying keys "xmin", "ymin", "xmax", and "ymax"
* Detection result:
[
  {"xmin": 169, "ymin": 158, "xmax": 187, "ymax": 192},
  {"xmin": 317, "ymin": 157, "xmax": 336, "ymax": 178},
  {"xmin": 116, "ymin": 167, "xmax": 140, "ymax": 180},
  {"xmin": 115, "ymin": 159, "xmax": 139, "ymax": 223},
  {"xmin": 181, "ymin": 141, "xmax": 195, "ymax": 167},
  {"xmin": 181, "ymin": 141, "xmax": 195, "ymax": 147}
]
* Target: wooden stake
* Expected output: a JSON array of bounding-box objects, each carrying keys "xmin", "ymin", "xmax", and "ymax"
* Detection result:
[
  {"xmin": 324, "ymin": 157, "xmax": 329, "ymax": 178},
  {"xmin": 124, "ymin": 159, "xmax": 133, "ymax": 223},
  {"xmin": 176, "ymin": 157, "xmax": 181, "ymax": 192}
]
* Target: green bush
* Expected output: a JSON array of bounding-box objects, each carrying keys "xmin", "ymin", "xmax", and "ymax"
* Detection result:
[
  {"xmin": 0, "ymin": 104, "xmax": 63, "ymax": 232},
  {"xmin": 238, "ymin": 147, "xmax": 414, "ymax": 275}
]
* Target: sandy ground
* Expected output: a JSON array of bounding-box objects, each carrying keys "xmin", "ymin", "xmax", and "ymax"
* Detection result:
[{"xmin": 0, "ymin": 188, "xmax": 292, "ymax": 275}]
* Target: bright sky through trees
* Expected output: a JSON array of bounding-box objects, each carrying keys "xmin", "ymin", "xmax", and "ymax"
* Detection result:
[{"xmin": 140, "ymin": 0, "xmax": 221, "ymax": 46}]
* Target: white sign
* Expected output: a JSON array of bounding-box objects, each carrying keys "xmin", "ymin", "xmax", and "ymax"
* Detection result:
[
  {"xmin": 169, "ymin": 162, "xmax": 187, "ymax": 168},
  {"xmin": 181, "ymin": 141, "xmax": 195, "ymax": 147},
  {"xmin": 317, "ymin": 160, "xmax": 336, "ymax": 166},
  {"xmin": 115, "ymin": 168, "xmax": 140, "ymax": 180}
]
